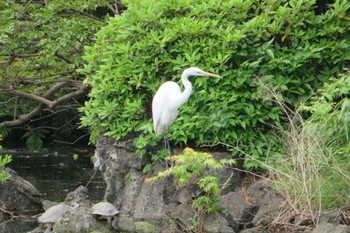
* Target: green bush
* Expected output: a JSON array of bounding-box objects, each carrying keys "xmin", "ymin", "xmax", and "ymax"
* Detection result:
[
  {"xmin": 81, "ymin": 0, "xmax": 350, "ymax": 166},
  {"xmin": 147, "ymin": 148, "xmax": 235, "ymax": 231}
]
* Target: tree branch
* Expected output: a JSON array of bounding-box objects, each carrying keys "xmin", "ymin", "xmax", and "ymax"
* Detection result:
[
  {"xmin": 43, "ymin": 81, "xmax": 73, "ymax": 97},
  {"xmin": 54, "ymin": 50, "xmax": 72, "ymax": 64},
  {"xmin": 0, "ymin": 82, "xmax": 91, "ymax": 128},
  {"xmin": 49, "ymin": 85, "xmax": 90, "ymax": 109},
  {"xmin": 11, "ymin": 53, "xmax": 40, "ymax": 57},
  {"xmin": 0, "ymin": 105, "xmax": 44, "ymax": 128},
  {"xmin": 72, "ymin": 10, "xmax": 105, "ymax": 23},
  {"xmin": 9, "ymin": 90, "xmax": 53, "ymax": 106}
]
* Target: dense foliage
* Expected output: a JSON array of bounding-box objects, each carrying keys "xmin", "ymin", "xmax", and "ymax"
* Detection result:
[
  {"xmin": 81, "ymin": 0, "xmax": 350, "ymax": 166},
  {"xmin": 0, "ymin": 0, "xmax": 124, "ymax": 146}
]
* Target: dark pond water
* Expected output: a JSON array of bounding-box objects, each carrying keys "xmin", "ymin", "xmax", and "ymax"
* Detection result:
[
  {"xmin": 0, "ymin": 146, "xmax": 106, "ymax": 233},
  {"xmin": 4, "ymin": 146, "xmax": 105, "ymax": 202}
]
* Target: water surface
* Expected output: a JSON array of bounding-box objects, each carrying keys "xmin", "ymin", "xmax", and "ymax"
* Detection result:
[{"xmin": 4, "ymin": 146, "xmax": 105, "ymax": 202}]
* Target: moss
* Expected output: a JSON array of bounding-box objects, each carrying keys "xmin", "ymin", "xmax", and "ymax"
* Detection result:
[{"xmin": 135, "ymin": 221, "xmax": 156, "ymax": 233}]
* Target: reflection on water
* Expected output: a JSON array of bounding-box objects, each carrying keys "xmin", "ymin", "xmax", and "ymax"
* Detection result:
[{"xmin": 4, "ymin": 146, "xmax": 105, "ymax": 202}]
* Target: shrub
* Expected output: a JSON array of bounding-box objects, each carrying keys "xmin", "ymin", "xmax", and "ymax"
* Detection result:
[
  {"xmin": 81, "ymin": 0, "xmax": 350, "ymax": 166},
  {"xmin": 147, "ymin": 148, "xmax": 235, "ymax": 231}
]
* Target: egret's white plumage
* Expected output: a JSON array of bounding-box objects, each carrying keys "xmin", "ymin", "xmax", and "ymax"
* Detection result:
[
  {"xmin": 152, "ymin": 67, "xmax": 221, "ymax": 166},
  {"xmin": 152, "ymin": 81, "xmax": 186, "ymax": 135}
]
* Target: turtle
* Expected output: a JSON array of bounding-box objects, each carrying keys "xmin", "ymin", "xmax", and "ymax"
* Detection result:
[
  {"xmin": 91, "ymin": 201, "xmax": 119, "ymax": 230},
  {"xmin": 38, "ymin": 203, "xmax": 74, "ymax": 233}
]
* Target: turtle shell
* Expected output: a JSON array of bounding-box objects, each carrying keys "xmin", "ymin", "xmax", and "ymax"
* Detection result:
[
  {"xmin": 91, "ymin": 202, "xmax": 119, "ymax": 216},
  {"xmin": 38, "ymin": 204, "xmax": 73, "ymax": 223}
]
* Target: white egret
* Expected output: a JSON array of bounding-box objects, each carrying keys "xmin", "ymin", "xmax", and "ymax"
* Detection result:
[{"xmin": 152, "ymin": 67, "xmax": 221, "ymax": 167}]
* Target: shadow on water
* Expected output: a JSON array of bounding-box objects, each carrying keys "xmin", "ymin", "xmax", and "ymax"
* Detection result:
[{"xmin": 5, "ymin": 146, "xmax": 106, "ymax": 202}]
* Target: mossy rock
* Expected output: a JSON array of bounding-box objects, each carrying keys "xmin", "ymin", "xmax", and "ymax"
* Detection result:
[{"xmin": 135, "ymin": 222, "xmax": 156, "ymax": 233}]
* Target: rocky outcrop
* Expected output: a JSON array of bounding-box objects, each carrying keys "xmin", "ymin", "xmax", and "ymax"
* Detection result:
[
  {"xmin": 92, "ymin": 136, "xmax": 259, "ymax": 231},
  {"xmin": 31, "ymin": 135, "xmax": 349, "ymax": 232},
  {"xmin": 0, "ymin": 167, "xmax": 43, "ymax": 215},
  {"xmin": 0, "ymin": 167, "xmax": 43, "ymax": 232},
  {"xmin": 91, "ymin": 136, "xmax": 350, "ymax": 232}
]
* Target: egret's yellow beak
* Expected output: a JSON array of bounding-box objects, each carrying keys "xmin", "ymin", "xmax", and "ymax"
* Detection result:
[{"xmin": 200, "ymin": 71, "xmax": 222, "ymax": 79}]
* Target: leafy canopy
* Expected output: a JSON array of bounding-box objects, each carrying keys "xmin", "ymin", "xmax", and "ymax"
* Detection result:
[
  {"xmin": 81, "ymin": 0, "xmax": 350, "ymax": 166},
  {"xmin": 0, "ymin": 0, "xmax": 123, "ymax": 144}
]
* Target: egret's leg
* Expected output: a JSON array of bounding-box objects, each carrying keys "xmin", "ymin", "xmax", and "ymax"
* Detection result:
[{"xmin": 164, "ymin": 128, "xmax": 174, "ymax": 167}]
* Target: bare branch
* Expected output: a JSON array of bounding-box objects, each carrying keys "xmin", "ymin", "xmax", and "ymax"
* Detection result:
[
  {"xmin": 54, "ymin": 50, "xmax": 72, "ymax": 64},
  {"xmin": 6, "ymin": 81, "xmax": 88, "ymax": 108},
  {"xmin": 0, "ymin": 105, "xmax": 44, "ymax": 128},
  {"xmin": 9, "ymin": 90, "xmax": 53, "ymax": 106},
  {"xmin": 0, "ymin": 81, "xmax": 90, "ymax": 128},
  {"xmin": 43, "ymin": 81, "xmax": 76, "ymax": 98},
  {"xmin": 49, "ymin": 85, "xmax": 90, "ymax": 109},
  {"xmin": 70, "ymin": 9, "xmax": 105, "ymax": 22},
  {"xmin": 11, "ymin": 53, "xmax": 40, "ymax": 57},
  {"xmin": 54, "ymin": 133, "xmax": 90, "ymax": 145}
]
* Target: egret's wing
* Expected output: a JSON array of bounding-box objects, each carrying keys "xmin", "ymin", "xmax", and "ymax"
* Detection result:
[
  {"xmin": 152, "ymin": 81, "xmax": 181, "ymax": 135},
  {"xmin": 152, "ymin": 90, "xmax": 163, "ymax": 135}
]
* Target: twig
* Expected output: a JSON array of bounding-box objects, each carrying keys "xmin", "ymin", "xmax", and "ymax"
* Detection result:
[
  {"xmin": 54, "ymin": 50, "xmax": 72, "ymax": 64},
  {"xmin": 72, "ymin": 10, "xmax": 105, "ymax": 23},
  {"xmin": 0, "ymin": 97, "xmax": 15, "ymax": 105},
  {"xmin": 0, "ymin": 206, "xmax": 16, "ymax": 226},
  {"xmin": 85, "ymin": 169, "xmax": 97, "ymax": 188},
  {"xmin": 54, "ymin": 133, "xmax": 90, "ymax": 145},
  {"xmin": 13, "ymin": 96, "xmax": 18, "ymax": 120},
  {"xmin": 220, "ymin": 172, "xmax": 233, "ymax": 190}
]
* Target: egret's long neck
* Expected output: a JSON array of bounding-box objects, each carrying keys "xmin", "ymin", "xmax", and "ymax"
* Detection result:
[{"xmin": 175, "ymin": 73, "xmax": 192, "ymax": 108}]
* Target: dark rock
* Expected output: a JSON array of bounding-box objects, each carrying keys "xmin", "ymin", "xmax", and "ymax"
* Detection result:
[
  {"xmin": 220, "ymin": 191, "xmax": 258, "ymax": 225},
  {"xmin": 211, "ymin": 152, "xmax": 245, "ymax": 194},
  {"xmin": 294, "ymin": 214, "xmax": 314, "ymax": 226},
  {"xmin": 118, "ymin": 217, "xmax": 136, "ymax": 232},
  {"xmin": 132, "ymin": 178, "xmax": 168, "ymax": 219},
  {"xmin": 252, "ymin": 198, "xmax": 284, "ymax": 226},
  {"xmin": 64, "ymin": 185, "xmax": 90, "ymax": 208},
  {"xmin": 203, "ymin": 213, "xmax": 236, "ymax": 233},
  {"xmin": 0, "ymin": 167, "xmax": 43, "ymax": 216},
  {"xmin": 318, "ymin": 209, "xmax": 342, "ymax": 224},
  {"xmin": 172, "ymin": 185, "xmax": 192, "ymax": 204},
  {"xmin": 312, "ymin": 223, "xmax": 350, "ymax": 233},
  {"xmin": 54, "ymin": 207, "xmax": 96, "ymax": 233},
  {"xmin": 249, "ymin": 180, "xmax": 285, "ymax": 226},
  {"xmin": 165, "ymin": 202, "xmax": 194, "ymax": 230},
  {"xmin": 249, "ymin": 180, "xmax": 281, "ymax": 205}
]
